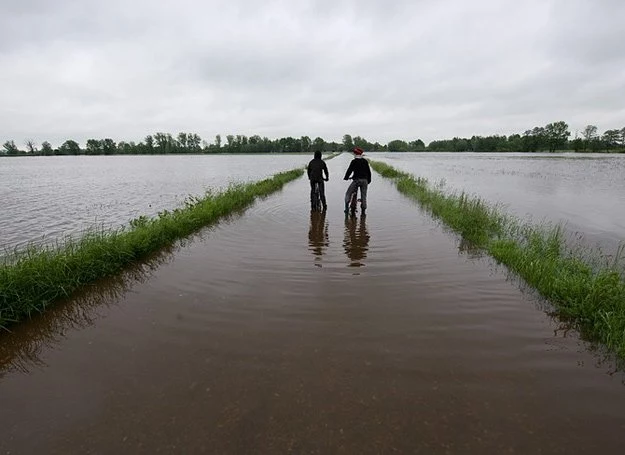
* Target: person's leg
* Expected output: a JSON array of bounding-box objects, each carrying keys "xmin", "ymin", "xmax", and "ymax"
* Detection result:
[
  {"xmin": 344, "ymin": 180, "xmax": 358, "ymax": 212},
  {"xmin": 359, "ymin": 180, "xmax": 368, "ymax": 211},
  {"xmin": 319, "ymin": 181, "xmax": 327, "ymax": 209},
  {"xmin": 310, "ymin": 181, "xmax": 316, "ymax": 208}
]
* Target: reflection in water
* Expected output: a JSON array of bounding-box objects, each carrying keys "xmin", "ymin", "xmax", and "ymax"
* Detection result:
[
  {"xmin": 308, "ymin": 210, "xmax": 329, "ymax": 264},
  {"xmin": 343, "ymin": 214, "xmax": 370, "ymax": 267},
  {"xmin": 0, "ymin": 249, "xmax": 173, "ymax": 378},
  {"xmin": 456, "ymin": 237, "xmax": 485, "ymax": 259}
]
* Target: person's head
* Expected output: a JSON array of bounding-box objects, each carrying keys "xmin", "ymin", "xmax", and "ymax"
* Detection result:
[
  {"xmin": 314, "ymin": 150, "xmax": 322, "ymax": 159},
  {"xmin": 353, "ymin": 147, "xmax": 364, "ymax": 156}
]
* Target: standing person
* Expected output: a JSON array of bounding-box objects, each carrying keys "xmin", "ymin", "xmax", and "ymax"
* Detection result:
[
  {"xmin": 343, "ymin": 147, "xmax": 371, "ymax": 215},
  {"xmin": 307, "ymin": 150, "xmax": 329, "ymax": 211}
]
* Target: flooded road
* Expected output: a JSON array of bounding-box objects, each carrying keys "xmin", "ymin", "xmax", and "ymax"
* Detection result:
[{"xmin": 2, "ymin": 155, "xmax": 625, "ymax": 453}]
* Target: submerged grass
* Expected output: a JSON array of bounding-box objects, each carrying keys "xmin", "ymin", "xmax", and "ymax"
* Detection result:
[
  {"xmin": 0, "ymin": 168, "xmax": 303, "ymax": 329},
  {"xmin": 371, "ymin": 160, "xmax": 625, "ymax": 360}
]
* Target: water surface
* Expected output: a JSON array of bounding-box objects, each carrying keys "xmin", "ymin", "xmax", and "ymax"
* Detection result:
[
  {"xmin": 375, "ymin": 152, "xmax": 625, "ymax": 254},
  {"xmin": 0, "ymin": 154, "xmax": 309, "ymax": 251},
  {"xmin": 1, "ymin": 155, "xmax": 624, "ymax": 454}
]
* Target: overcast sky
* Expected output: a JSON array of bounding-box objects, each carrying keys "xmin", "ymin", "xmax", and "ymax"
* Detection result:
[{"xmin": 1, "ymin": 0, "xmax": 624, "ymax": 146}]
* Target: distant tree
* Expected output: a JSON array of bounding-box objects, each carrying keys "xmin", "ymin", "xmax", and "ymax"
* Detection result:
[
  {"xmin": 342, "ymin": 134, "xmax": 353, "ymax": 151},
  {"xmin": 469, "ymin": 135, "xmax": 504, "ymax": 152},
  {"xmin": 313, "ymin": 137, "xmax": 325, "ymax": 152},
  {"xmin": 602, "ymin": 130, "xmax": 620, "ymax": 151},
  {"xmin": 2, "ymin": 140, "xmax": 19, "ymax": 154},
  {"xmin": 589, "ymin": 138, "xmax": 604, "ymax": 152},
  {"xmin": 582, "ymin": 125, "xmax": 598, "ymax": 141},
  {"xmin": 507, "ymin": 134, "xmax": 523, "ymax": 152},
  {"xmin": 408, "ymin": 139, "xmax": 426, "ymax": 151},
  {"xmin": 58, "ymin": 140, "xmax": 81, "ymax": 155},
  {"xmin": 582, "ymin": 125, "xmax": 598, "ymax": 150},
  {"xmin": 570, "ymin": 138, "xmax": 584, "ymax": 152},
  {"xmin": 117, "ymin": 141, "xmax": 129, "ymax": 154},
  {"xmin": 154, "ymin": 132, "xmax": 173, "ymax": 153},
  {"xmin": 353, "ymin": 136, "xmax": 373, "ymax": 150},
  {"xmin": 25, "ymin": 139, "xmax": 37, "ymax": 154},
  {"xmin": 243, "ymin": 135, "xmax": 257, "ymax": 153},
  {"xmin": 387, "ymin": 139, "xmax": 408, "ymax": 151},
  {"xmin": 522, "ymin": 127, "xmax": 546, "ymax": 152},
  {"xmin": 177, "ymin": 132, "xmax": 188, "ymax": 151},
  {"xmin": 619, "ymin": 127, "xmax": 625, "ymax": 147},
  {"xmin": 277, "ymin": 136, "xmax": 298, "ymax": 153},
  {"xmin": 85, "ymin": 139, "xmax": 102, "ymax": 155},
  {"xmin": 225, "ymin": 135, "xmax": 234, "ymax": 150},
  {"xmin": 544, "ymin": 121, "xmax": 570, "ymax": 152},
  {"xmin": 187, "ymin": 133, "xmax": 202, "ymax": 152},
  {"xmin": 215, "ymin": 134, "xmax": 221, "ymax": 149},
  {"xmin": 41, "ymin": 141, "xmax": 53, "ymax": 155},
  {"xmin": 300, "ymin": 136, "xmax": 311, "ymax": 153},
  {"xmin": 101, "ymin": 138, "xmax": 117, "ymax": 154},
  {"xmin": 144, "ymin": 135, "xmax": 154, "ymax": 153}
]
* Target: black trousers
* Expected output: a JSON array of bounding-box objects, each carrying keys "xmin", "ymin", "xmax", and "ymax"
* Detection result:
[{"xmin": 310, "ymin": 180, "xmax": 327, "ymax": 207}]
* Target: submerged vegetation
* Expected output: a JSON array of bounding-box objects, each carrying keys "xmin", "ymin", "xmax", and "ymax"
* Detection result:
[
  {"xmin": 371, "ymin": 160, "xmax": 625, "ymax": 360},
  {"xmin": 0, "ymin": 168, "xmax": 303, "ymax": 329}
]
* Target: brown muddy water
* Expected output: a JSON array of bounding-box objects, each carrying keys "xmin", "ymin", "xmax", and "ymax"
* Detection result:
[{"xmin": 2, "ymin": 155, "xmax": 625, "ymax": 454}]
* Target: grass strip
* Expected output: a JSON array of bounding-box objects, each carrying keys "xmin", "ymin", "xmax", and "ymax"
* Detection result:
[
  {"xmin": 371, "ymin": 160, "xmax": 625, "ymax": 359},
  {"xmin": 0, "ymin": 168, "xmax": 303, "ymax": 329}
]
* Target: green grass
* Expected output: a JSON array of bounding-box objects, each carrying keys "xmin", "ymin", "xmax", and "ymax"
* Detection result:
[
  {"xmin": 0, "ymin": 168, "xmax": 303, "ymax": 329},
  {"xmin": 371, "ymin": 160, "xmax": 625, "ymax": 360}
]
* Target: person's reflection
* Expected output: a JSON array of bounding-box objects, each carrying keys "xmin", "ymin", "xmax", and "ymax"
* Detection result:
[
  {"xmin": 343, "ymin": 214, "xmax": 370, "ymax": 267},
  {"xmin": 308, "ymin": 210, "xmax": 329, "ymax": 264}
]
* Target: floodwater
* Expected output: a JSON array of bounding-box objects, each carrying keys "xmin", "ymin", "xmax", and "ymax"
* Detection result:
[
  {"xmin": 375, "ymin": 152, "xmax": 625, "ymax": 254},
  {"xmin": 0, "ymin": 154, "xmax": 310, "ymax": 252},
  {"xmin": 2, "ymin": 154, "xmax": 625, "ymax": 453}
]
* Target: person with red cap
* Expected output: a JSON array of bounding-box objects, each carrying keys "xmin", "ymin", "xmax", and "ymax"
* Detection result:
[{"xmin": 343, "ymin": 147, "xmax": 372, "ymax": 215}]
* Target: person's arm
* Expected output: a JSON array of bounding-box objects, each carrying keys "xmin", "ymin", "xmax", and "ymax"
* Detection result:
[
  {"xmin": 323, "ymin": 162, "xmax": 329, "ymax": 181},
  {"xmin": 365, "ymin": 160, "xmax": 372, "ymax": 184},
  {"xmin": 343, "ymin": 161, "xmax": 354, "ymax": 180},
  {"xmin": 307, "ymin": 161, "xmax": 312, "ymax": 180}
]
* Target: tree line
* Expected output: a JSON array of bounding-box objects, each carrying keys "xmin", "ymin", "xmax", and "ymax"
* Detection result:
[
  {"xmin": 428, "ymin": 122, "xmax": 625, "ymax": 153},
  {"xmin": 2, "ymin": 122, "xmax": 624, "ymax": 156},
  {"xmin": 1, "ymin": 133, "xmax": 342, "ymax": 156}
]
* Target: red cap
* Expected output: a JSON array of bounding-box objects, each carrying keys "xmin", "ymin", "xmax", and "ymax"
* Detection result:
[{"xmin": 353, "ymin": 147, "xmax": 364, "ymax": 155}]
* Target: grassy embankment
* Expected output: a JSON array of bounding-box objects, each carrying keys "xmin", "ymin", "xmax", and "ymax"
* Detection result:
[
  {"xmin": 0, "ymin": 168, "xmax": 303, "ymax": 329},
  {"xmin": 371, "ymin": 160, "xmax": 625, "ymax": 360}
]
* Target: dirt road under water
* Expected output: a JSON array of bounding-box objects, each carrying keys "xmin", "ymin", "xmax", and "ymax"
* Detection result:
[{"xmin": 2, "ymin": 155, "xmax": 625, "ymax": 454}]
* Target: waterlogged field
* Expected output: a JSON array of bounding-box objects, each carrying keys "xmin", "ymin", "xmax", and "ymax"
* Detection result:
[
  {"xmin": 2, "ymin": 153, "xmax": 625, "ymax": 453},
  {"xmin": 374, "ymin": 152, "xmax": 625, "ymax": 254},
  {"xmin": 0, "ymin": 154, "xmax": 310, "ymax": 252}
]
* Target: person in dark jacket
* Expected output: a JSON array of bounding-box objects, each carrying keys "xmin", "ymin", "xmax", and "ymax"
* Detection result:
[
  {"xmin": 343, "ymin": 147, "xmax": 371, "ymax": 214},
  {"xmin": 307, "ymin": 150, "xmax": 329, "ymax": 210}
]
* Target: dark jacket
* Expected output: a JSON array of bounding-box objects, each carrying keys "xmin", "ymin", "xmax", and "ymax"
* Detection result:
[
  {"xmin": 343, "ymin": 157, "xmax": 371, "ymax": 184},
  {"xmin": 307, "ymin": 158, "xmax": 329, "ymax": 182}
]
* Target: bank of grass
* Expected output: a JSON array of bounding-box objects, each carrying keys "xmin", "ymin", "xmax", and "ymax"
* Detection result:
[
  {"xmin": 371, "ymin": 160, "xmax": 625, "ymax": 359},
  {"xmin": 0, "ymin": 168, "xmax": 303, "ymax": 329}
]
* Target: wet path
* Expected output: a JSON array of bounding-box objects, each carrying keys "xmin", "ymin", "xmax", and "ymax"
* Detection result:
[{"xmin": 1, "ymin": 155, "xmax": 625, "ymax": 454}]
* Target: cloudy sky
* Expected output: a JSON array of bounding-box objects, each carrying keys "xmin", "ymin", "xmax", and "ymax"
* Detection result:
[{"xmin": 1, "ymin": 0, "xmax": 624, "ymax": 146}]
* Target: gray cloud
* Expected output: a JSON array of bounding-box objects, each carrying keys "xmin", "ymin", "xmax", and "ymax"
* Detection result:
[{"xmin": 1, "ymin": 0, "xmax": 624, "ymax": 147}]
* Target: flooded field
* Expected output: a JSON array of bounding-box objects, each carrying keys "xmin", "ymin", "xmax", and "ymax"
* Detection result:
[
  {"xmin": 2, "ymin": 154, "xmax": 625, "ymax": 453},
  {"xmin": 375, "ymin": 152, "xmax": 625, "ymax": 254},
  {"xmin": 0, "ymin": 154, "xmax": 310, "ymax": 251}
]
